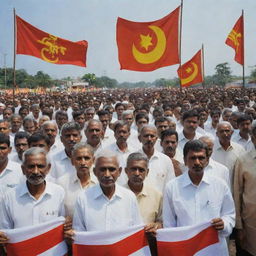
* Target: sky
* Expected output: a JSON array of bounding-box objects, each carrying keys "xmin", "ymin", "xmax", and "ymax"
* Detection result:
[{"xmin": 0, "ymin": 0, "xmax": 256, "ymax": 83}]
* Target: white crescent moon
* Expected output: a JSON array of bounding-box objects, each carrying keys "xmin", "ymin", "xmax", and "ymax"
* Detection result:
[
  {"xmin": 181, "ymin": 62, "xmax": 198, "ymax": 85},
  {"xmin": 132, "ymin": 25, "xmax": 166, "ymax": 64}
]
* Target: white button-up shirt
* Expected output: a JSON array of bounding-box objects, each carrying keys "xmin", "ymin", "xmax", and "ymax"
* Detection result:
[
  {"xmin": 72, "ymin": 184, "xmax": 142, "ymax": 231},
  {"xmin": 50, "ymin": 149, "xmax": 76, "ymax": 179},
  {"xmin": 231, "ymin": 132, "xmax": 254, "ymax": 151},
  {"xmin": 178, "ymin": 131, "xmax": 201, "ymax": 152},
  {"xmin": 163, "ymin": 171, "xmax": 235, "ymax": 255},
  {"xmin": 0, "ymin": 181, "xmax": 65, "ymax": 229},
  {"xmin": 56, "ymin": 173, "xmax": 96, "ymax": 217},
  {"xmin": 139, "ymin": 149, "xmax": 176, "ymax": 193},
  {"xmin": 0, "ymin": 160, "xmax": 23, "ymax": 192}
]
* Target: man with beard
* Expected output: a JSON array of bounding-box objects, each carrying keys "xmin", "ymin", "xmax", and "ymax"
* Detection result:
[
  {"xmin": 163, "ymin": 140, "xmax": 235, "ymax": 256},
  {"xmin": 160, "ymin": 129, "xmax": 183, "ymax": 176},
  {"xmin": 50, "ymin": 122, "xmax": 82, "ymax": 179},
  {"xmin": 0, "ymin": 147, "xmax": 67, "ymax": 245},
  {"xmin": 138, "ymin": 125, "xmax": 175, "ymax": 193}
]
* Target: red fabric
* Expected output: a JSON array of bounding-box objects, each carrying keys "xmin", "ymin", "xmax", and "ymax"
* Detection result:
[
  {"xmin": 6, "ymin": 224, "xmax": 65, "ymax": 256},
  {"xmin": 177, "ymin": 49, "xmax": 203, "ymax": 87},
  {"xmin": 116, "ymin": 6, "xmax": 180, "ymax": 71},
  {"xmin": 157, "ymin": 226, "xmax": 219, "ymax": 256},
  {"xmin": 225, "ymin": 15, "xmax": 244, "ymax": 65},
  {"xmin": 73, "ymin": 229, "xmax": 148, "ymax": 256},
  {"xmin": 16, "ymin": 15, "xmax": 87, "ymax": 67}
]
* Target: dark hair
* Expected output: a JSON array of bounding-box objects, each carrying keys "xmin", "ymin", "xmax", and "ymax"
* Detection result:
[
  {"xmin": 183, "ymin": 139, "xmax": 208, "ymax": 158},
  {"xmin": 210, "ymin": 109, "xmax": 221, "ymax": 117},
  {"xmin": 55, "ymin": 110, "xmax": 68, "ymax": 119},
  {"xmin": 18, "ymin": 106, "xmax": 29, "ymax": 114},
  {"xmin": 135, "ymin": 113, "xmax": 149, "ymax": 123},
  {"xmin": 155, "ymin": 116, "xmax": 170, "ymax": 126},
  {"xmin": 0, "ymin": 133, "xmax": 10, "ymax": 147},
  {"xmin": 182, "ymin": 109, "xmax": 199, "ymax": 121},
  {"xmin": 14, "ymin": 131, "xmax": 30, "ymax": 145},
  {"xmin": 72, "ymin": 110, "xmax": 85, "ymax": 120},
  {"xmin": 113, "ymin": 121, "xmax": 130, "ymax": 132},
  {"xmin": 115, "ymin": 102, "xmax": 124, "ymax": 110},
  {"xmin": 237, "ymin": 114, "xmax": 253, "ymax": 125},
  {"xmin": 28, "ymin": 132, "xmax": 51, "ymax": 147},
  {"xmin": 160, "ymin": 129, "xmax": 178, "ymax": 142},
  {"xmin": 97, "ymin": 110, "xmax": 110, "ymax": 117}
]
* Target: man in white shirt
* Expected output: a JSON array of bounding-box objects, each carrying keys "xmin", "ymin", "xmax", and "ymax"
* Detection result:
[
  {"xmin": 0, "ymin": 147, "xmax": 66, "ymax": 244},
  {"xmin": 56, "ymin": 142, "xmax": 96, "ymax": 217},
  {"xmin": 50, "ymin": 122, "xmax": 82, "ymax": 179},
  {"xmin": 163, "ymin": 140, "xmax": 235, "ymax": 256},
  {"xmin": 70, "ymin": 151, "xmax": 142, "ymax": 232},
  {"xmin": 138, "ymin": 125, "xmax": 175, "ymax": 193},
  {"xmin": 199, "ymin": 136, "xmax": 230, "ymax": 186},
  {"xmin": 212, "ymin": 121, "xmax": 245, "ymax": 187},
  {"xmin": 0, "ymin": 134, "xmax": 23, "ymax": 192}
]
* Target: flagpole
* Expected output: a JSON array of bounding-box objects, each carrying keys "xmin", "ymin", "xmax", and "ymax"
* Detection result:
[
  {"xmin": 202, "ymin": 44, "xmax": 205, "ymax": 89},
  {"xmin": 178, "ymin": 0, "xmax": 183, "ymax": 91},
  {"xmin": 13, "ymin": 8, "xmax": 17, "ymax": 102},
  {"xmin": 242, "ymin": 9, "xmax": 245, "ymax": 88}
]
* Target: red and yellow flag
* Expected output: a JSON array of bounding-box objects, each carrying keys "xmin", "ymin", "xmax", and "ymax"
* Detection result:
[
  {"xmin": 225, "ymin": 15, "xmax": 244, "ymax": 65},
  {"xmin": 116, "ymin": 6, "xmax": 180, "ymax": 72},
  {"xmin": 177, "ymin": 49, "xmax": 203, "ymax": 87},
  {"xmin": 16, "ymin": 15, "xmax": 88, "ymax": 67}
]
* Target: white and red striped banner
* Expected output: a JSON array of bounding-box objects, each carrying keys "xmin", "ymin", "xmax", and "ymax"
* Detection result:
[
  {"xmin": 156, "ymin": 222, "xmax": 220, "ymax": 256},
  {"xmin": 73, "ymin": 225, "xmax": 150, "ymax": 256},
  {"xmin": 2, "ymin": 217, "xmax": 67, "ymax": 256}
]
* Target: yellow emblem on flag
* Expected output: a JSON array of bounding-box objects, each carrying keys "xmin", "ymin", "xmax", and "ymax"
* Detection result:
[{"xmin": 227, "ymin": 29, "xmax": 241, "ymax": 52}]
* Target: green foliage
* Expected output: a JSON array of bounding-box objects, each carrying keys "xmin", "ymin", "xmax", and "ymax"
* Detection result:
[
  {"xmin": 250, "ymin": 66, "xmax": 256, "ymax": 81},
  {"xmin": 81, "ymin": 73, "xmax": 96, "ymax": 85},
  {"xmin": 213, "ymin": 62, "xmax": 232, "ymax": 87}
]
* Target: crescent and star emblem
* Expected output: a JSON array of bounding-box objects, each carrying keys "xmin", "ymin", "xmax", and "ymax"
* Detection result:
[
  {"xmin": 37, "ymin": 35, "xmax": 67, "ymax": 63},
  {"xmin": 181, "ymin": 62, "xmax": 198, "ymax": 85},
  {"xmin": 132, "ymin": 25, "xmax": 166, "ymax": 64}
]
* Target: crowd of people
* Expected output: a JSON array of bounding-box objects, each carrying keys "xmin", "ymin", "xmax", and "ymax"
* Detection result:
[{"xmin": 0, "ymin": 86, "xmax": 255, "ymax": 256}]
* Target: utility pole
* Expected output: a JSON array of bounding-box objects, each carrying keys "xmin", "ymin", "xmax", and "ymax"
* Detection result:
[{"xmin": 3, "ymin": 53, "xmax": 7, "ymax": 89}]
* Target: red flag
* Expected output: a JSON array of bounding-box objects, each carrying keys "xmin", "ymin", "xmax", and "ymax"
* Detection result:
[
  {"xmin": 116, "ymin": 6, "xmax": 180, "ymax": 72},
  {"xmin": 225, "ymin": 15, "xmax": 244, "ymax": 65},
  {"xmin": 177, "ymin": 49, "xmax": 203, "ymax": 87},
  {"xmin": 16, "ymin": 15, "xmax": 88, "ymax": 67},
  {"xmin": 157, "ymin": 222, "xmax": 219, "ymax": 256}
]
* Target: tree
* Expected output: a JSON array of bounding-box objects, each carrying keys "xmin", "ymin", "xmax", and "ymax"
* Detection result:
[
  {"xmin": 213, "ymin": 62, "xmax": 232, "ymax": 87},
  {"xmin": 95, "ymin": 76, "xmax": 118, "ymax": 88},
  {"xmin": 82, "ymin": 73, "xmax": 96, "ymax": 86},
  {"xmin": 34, "ymin": 71, "xmax": 52, "ymax": 87},
  {"xmin": 250, "ymin": 66, "xmax": 256, "ymax": 81}
]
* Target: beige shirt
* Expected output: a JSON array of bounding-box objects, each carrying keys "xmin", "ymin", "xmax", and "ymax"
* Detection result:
[
  {"xmin": 125, "ymin": 183, "xmax": 163, "ymax": 224},
  {"xmin": 234, "ymin": 148, "xmax": 256, "ymax": 255}
]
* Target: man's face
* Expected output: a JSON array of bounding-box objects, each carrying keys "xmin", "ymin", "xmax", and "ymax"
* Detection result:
[
  {"xmin": 85, "ymin": 110, "xmax": 95, "ymax": 121},
  {"xmin": 125, "ymin": 160, "xmax": 148, "ymax": 186},
  {"xmin": 114, "ymin": 125, "xmax": 130, "ymax": 144},
  {"xmin": 29, "ymin": 139, "xmax": 50, "ymax": 152},
  {"xmin": 61, "ymin": 129, "xmax": 81, "ymax": 152},
  {"xmin": 164, "ymin": 110, "xmax": 173, "ymax": 118},
  {"xmin": 139, "ymin": 127, "xmax": 157, "ymax": 149},
  {"xmin": 123, "ymin": 114, "xmax": 134, "ymax": 127},
  {"xmin": 24, "ymin": 121, "xmax": 36, "ymax": 135},
  {"xmin": 32, "ymin": 106, "xmax": 40, "ymax": 117},
  {"xmin": 99, "ymin": 114, "xmax": 109, "ymax": 130},
  {"xmin": 238, "ymin": 120, "xmax": 251, "ymax": 134},
  {"xmin": 22, "ymin": 153, "xmax": 50, "ymax": 185},
  {"xmin": 15, "ymin": 138, "xmax": 29, "ymax": 159},
  {"xmin": 93, "ymin": 156, "xmax": 121, "ymax": 189},
  {"xmin": 185, "ymin": 149, "xmax": 207, "ymax": 173},
  {"xmin": 200, "ymin": 112, "xmax": 208, "ymax": 124},
  {"xmin": 200, "ymin": 139, "xmax": 213, "ymax": 158},
  {"xmin": 216, "ymin": 124, "xmax": 233, "ymax": 144},
  {"xmin": 161, "ymin": 135, "xmax": 178, "ymax": 155},
  {"xmin": 156, "ymin": 121, "xmax": 169, "ymax": 137},
  {"xmin": 71, "ymin": 148, "xmax": 94, "ymax": 176},
  {"xmin": 56, "ymin": 115, "xmax": 68, "ymax": 130},
  {"xmin": 74, "ymin": 114, "xmax": 86, "ymax": 129},
  {"xmin": 0, "ymin": 122, "xmax": 10, "ymax": 135},
  {"xmin": 19, "ymin": 109, "xmax": 29, "ymax": 119},
  {"xmin": 211, "ymin": 114, "xmax": 220, "ymax": 125},
  {"xmin": 42, "ymin": 124, "xmax": 57, "ymax": 143},
  {"xmin": 116, "ymin": 105, "xmax": 124, "ymax": 117},
  {"xmin": 229, "ymin": 115, "xmax": 238, "ymax": 129},
  {"xmin": 3, "ymin": 109, "xmax": 13, "ymax": 120},
  {"xmin": 238, "ymin": 103, "xmax": 245, "ymax": 112},
  {"xmin": 11, "ymin": 117, "xmax": 22, "ymax": 132},
  {"xmin": 222, "ymin": 112, "xmax": 232, "ymax": 122},
  {"xmin": 136, "ymin": 118, "xmax": 148, "ymax": 131},
  {"xmin": 85, "ymin": 123, "xmax": 103, "ymax": 145},
  {"xmin": 0, "ymin": 143, "xmax": 11, "ymax": 162},
  {"xmin": 183, "ymin": 116, "xmax": 198, "ymax": 133}
]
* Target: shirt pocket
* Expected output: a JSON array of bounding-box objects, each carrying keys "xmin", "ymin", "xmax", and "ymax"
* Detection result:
[{"xmin": 40, "ymin": 208, "xmax": 59, "ymax": 222}]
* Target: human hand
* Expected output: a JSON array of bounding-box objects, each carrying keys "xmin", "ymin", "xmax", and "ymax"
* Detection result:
[{"xmin": 211, "ymin": 218, "xmax": 224, "ymax": 231}]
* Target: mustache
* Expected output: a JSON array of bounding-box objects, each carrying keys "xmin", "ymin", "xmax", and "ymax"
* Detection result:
[
  {"xmin": 165, "ymin": 146, "xmax": 174, "ymax": 152},
  {"xmin": 28, "ymin": 173, "xmax": 45, "ymax": 179}
]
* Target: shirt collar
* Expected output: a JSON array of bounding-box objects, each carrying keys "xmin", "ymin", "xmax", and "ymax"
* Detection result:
[
  {"xmin": 60, "ymin": 149, "xmax": 69, "ymax": 161},
  {"xmin": 93, "ymin": 183, "xmax": 123, "ymax": 200},
  {"xmin": 182, "ymin": 170, "xmax": 210, "ymax": 188}
]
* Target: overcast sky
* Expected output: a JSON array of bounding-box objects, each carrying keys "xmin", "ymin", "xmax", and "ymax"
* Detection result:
[{"xmin": 0, "ymin": 0, "xmax": 256, "ymax": 82}]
